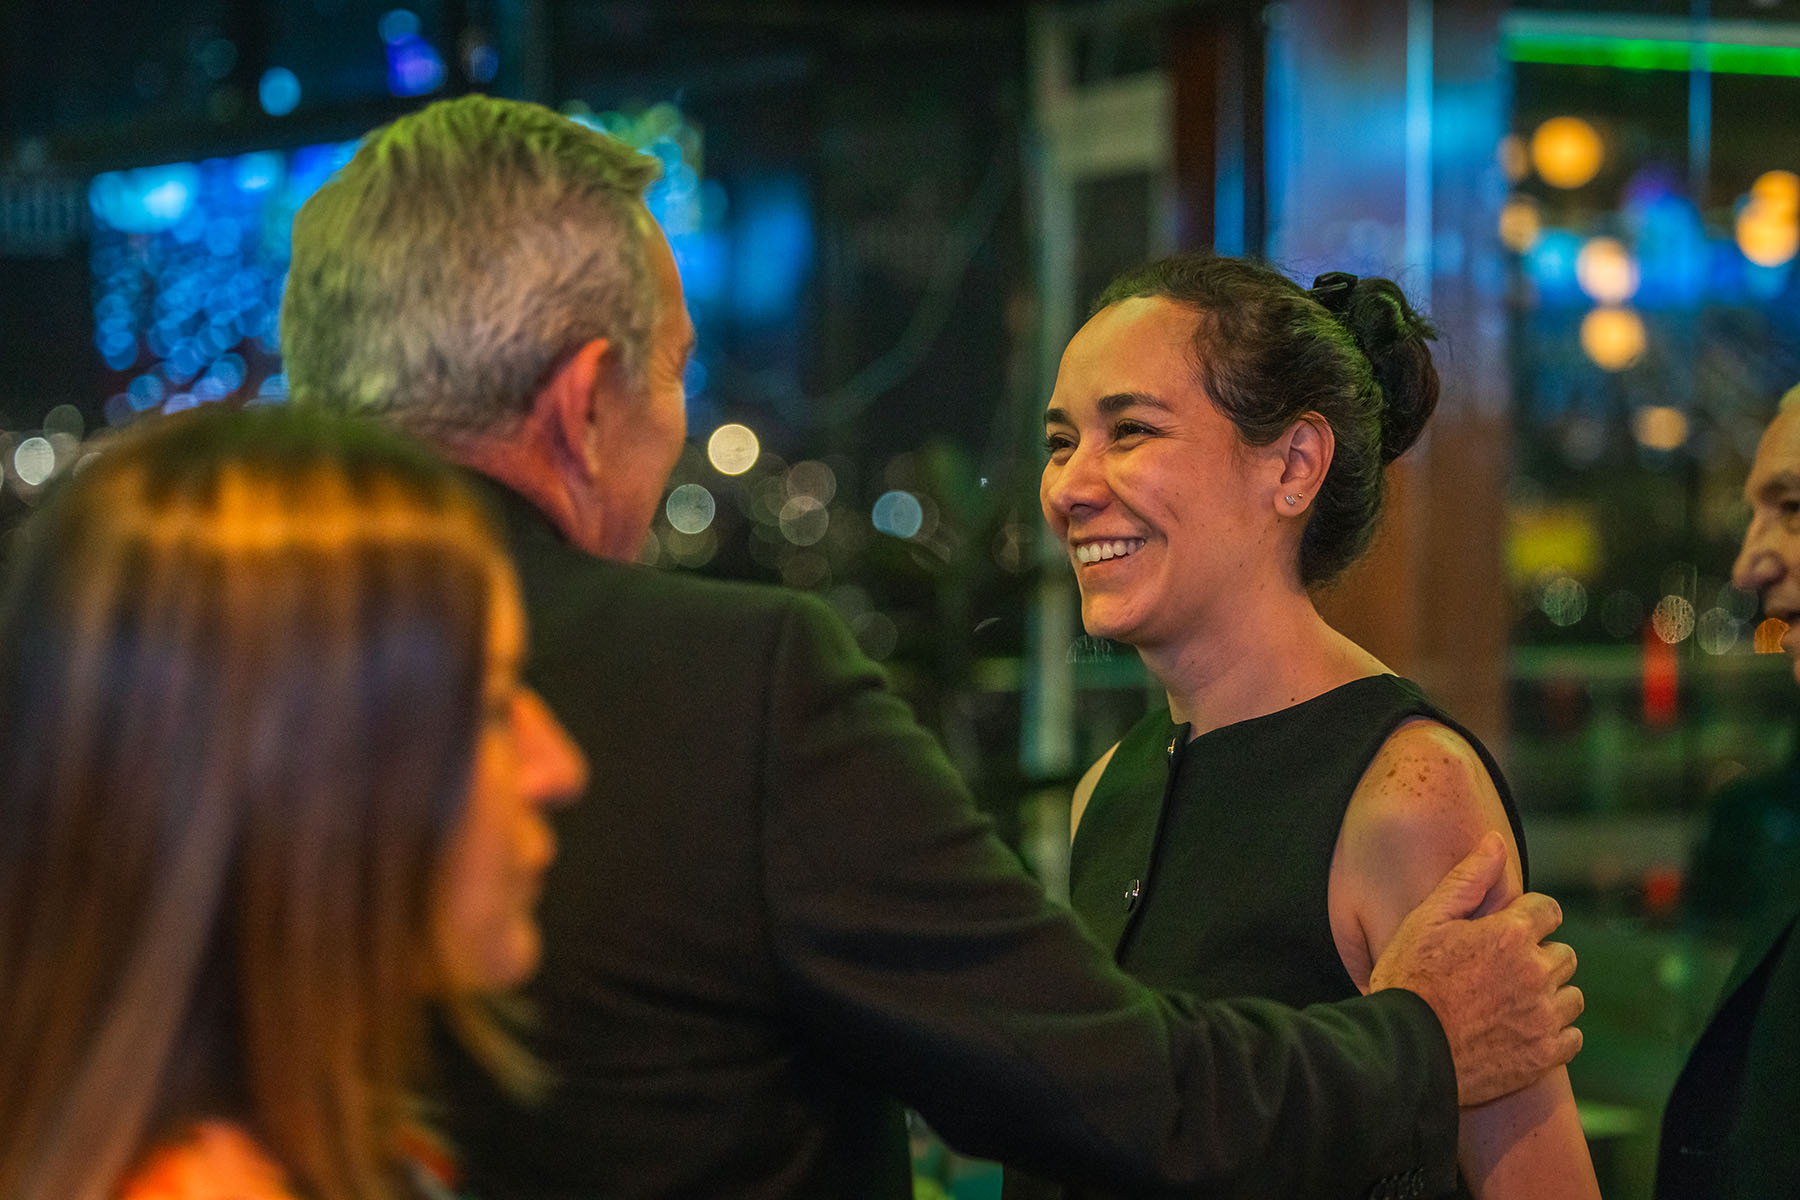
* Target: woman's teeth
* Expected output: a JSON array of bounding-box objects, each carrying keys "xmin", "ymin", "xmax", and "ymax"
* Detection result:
[{"xmin": 1075, "ymin": 539, "xmax": 1144, "ymax": 564}]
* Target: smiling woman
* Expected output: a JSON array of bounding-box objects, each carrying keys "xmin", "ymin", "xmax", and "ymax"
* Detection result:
[
  {"xmin": 1016, "ymin": 254, "xmax": 1600, "ymax": 1200},
  {"xmin": 0, "ymin": 407, "xmax": 585, "ymax": 1200}
]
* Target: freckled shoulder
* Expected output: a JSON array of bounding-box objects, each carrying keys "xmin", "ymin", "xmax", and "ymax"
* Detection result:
[
  {"xmin": 1331, "ymin": 717, "xmax": 1523, "ymax": 967},
  {"xmin": 1351, "ymin": 718, "xmax": 1506, "ymax": 833},
  {"xmin": 1069, "ymin": 741, "xmax": 1121, "ymax": 841}
]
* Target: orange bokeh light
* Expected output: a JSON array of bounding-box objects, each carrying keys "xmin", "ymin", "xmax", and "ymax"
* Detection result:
[
  {"xmin": 1531, "ymin": 116, "xmax": 1604, "ymax": 189},
  {"xmin": 1754, "ymin": 617, "xmax": 1790, "ymax": 654}
]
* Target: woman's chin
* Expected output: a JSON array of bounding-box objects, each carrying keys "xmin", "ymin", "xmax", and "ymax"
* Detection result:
[
  {"xmin": 1076, "ymin": 604, "xmax": 1143, "ymax": 647},
  {"xmin": 445, "ymin": 923, "xmax": 542, "ymax": 993},
  {"xmin": 488, "ymin": 926, "xmax": 543, "ymax": 990}
]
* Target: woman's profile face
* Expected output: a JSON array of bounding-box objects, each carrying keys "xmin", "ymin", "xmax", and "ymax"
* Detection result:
[
  {"xmin": 1040, "ymin": 296, "xmax": 1278, "ymax": 651},
  {"xmin": 436, "ymin": 574, "xmax": 587, "ymax": 991}
]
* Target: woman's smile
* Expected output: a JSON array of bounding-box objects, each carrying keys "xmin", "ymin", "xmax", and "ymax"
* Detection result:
[{"xmin": 1073, "ymin": 537, "xmax": 1147, "ymax": 565}]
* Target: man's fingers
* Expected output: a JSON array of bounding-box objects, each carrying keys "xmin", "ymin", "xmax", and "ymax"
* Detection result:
[
  {"xmin": 1504, "ymin": 890, "xmax": 1564, "ymax": 942},
  {"xmin": 1543, "ymin": 940, "xmax": 1578, "ymax": 988},
  {"xmin": 1420, "ymin": 830, "xmax": 1508, "ymax": 921},
  {"xmin": 1551, "ymin": 1023, "xmax": 1583, "ymax": 1068},
  {"xmin": 1554, "ymin": 983, "xmax": 1585, "ymax": 1027}
]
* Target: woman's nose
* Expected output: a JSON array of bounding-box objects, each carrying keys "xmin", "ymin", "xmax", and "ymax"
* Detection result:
[
  {"xmin": 516, "ymin": 689, "xmax": 588, "ymax": 810},
  {"xmin": 1043, "ymin": 447, "xmax": 1109, "ymax": 518}
]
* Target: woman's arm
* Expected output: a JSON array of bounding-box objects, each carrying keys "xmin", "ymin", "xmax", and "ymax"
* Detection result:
[{"xmin": 1328, "ymin": 719, "xmax": 1599, "ymax": 1200}]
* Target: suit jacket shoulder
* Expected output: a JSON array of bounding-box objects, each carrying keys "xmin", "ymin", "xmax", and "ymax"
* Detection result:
[{"xmin": 1658, "ymin": 911, "xmax": 1800, "ymax": 1198}]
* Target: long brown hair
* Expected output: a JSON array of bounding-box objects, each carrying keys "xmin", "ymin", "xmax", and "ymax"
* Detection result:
[{"xmin": 0, "ymin": 407, "xmax": 515, "ymax": 1200}]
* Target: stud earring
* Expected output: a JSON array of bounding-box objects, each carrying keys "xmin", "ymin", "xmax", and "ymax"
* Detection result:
[{"xmin": 1284, "ymin": 493, "xmax": 1300, "ymax": 506}]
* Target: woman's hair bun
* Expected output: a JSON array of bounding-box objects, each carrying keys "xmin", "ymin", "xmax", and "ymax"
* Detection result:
[{"xmin": 1322, "ymin": 274, "xmax": 1439, "ymax": 464}]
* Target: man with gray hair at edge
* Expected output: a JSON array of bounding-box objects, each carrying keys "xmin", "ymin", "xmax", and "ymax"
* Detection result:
[
  {"xmin": 282, "ymin": 94, "xmax": 1582, "ymax": 1200},
  {"xmin": 1656, "ymin": 381, "xmax": 1800, "ymax": 1198}
]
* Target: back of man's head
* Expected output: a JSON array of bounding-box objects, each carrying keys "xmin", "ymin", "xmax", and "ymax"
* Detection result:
[{"xmin": 282, "ymin": 95, "xmax": 661, "ymax": 442}]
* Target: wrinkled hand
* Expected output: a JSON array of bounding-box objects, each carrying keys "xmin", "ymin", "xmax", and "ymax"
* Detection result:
[{"xmin": 1369, "ymin": 831, "xmax": 1583, "ymax": 1107}]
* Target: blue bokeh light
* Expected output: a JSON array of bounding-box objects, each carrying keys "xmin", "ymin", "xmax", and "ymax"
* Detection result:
[
  {"xmin": 233, "ymin": 151, "xmax": 282, "ymax": 194},
  {"xmin": 387, "ymin": 35, "xmax": 445, "ymax": 97},
  {"xmin": 85, "ymin": 138, "xmax": 342, "ymax": 405},
  {"xmin": 683, "ymin": 356, "xmax": 710, "ymax": 397},
  {"xmin": 128, "ymin": 375, "xmax": 166, "ymax": 411},
  {"xmin": 730, "ymin": 174, "xmax": 813, "ymax": 324},
  {"xmin": 466, "ymin": 43, "xmax": 499, "ymax": 84},
  {"xmin": 1746, "ymin": 260, "xmax": 1793, "ymax": 301},
  {"xmin": 872, "ymin": 491, "xmax": 925, "ymax": 539},
  {"xmin": 1525, "ymin": 228, "xmax": 1585, "ymax": 306},
  {"xmin": 204, "ymin": 216, "xmax": 242, "ymax": 257},
  {"xmin": 378, "ymin": 8, "xmax": 420, "ymax": 43},
  {"xmin": 671, "ymin": 231, "xmax": 729, "ymax": 308},
  {"xmin": 258, "ymin": 67, "xmax": 301, "ymax": 117},
  {"xmin": 209, "ymin": 353, "xmax": 248, "ymax": 393},
  {"xmin": 98, "ymin": 330, "xmax": 138, "ymax": 370},
  {"xmin": 1631, "ymin": 195, "xmax": 1708, "ymax": 308},
  {"xmin": 90, "ymin": 164, "xmax": 201, "ymax": 234},
  {"xmin": 288, "ymin": 142, "xmax": 358, "ymax": 210}
]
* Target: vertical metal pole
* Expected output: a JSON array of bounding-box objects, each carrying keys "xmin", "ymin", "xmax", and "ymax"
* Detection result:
[
  {"xmin": 1022, "ymin": 8, "xmax": 1078, "ymax": 784},
  {"xmin": 1688, "ymin": 0, "xmax": 1712, "ymax": 209},
  {"xmin": 1405, "ymin": 0, "xmax": 1435, "ymax": 311}
]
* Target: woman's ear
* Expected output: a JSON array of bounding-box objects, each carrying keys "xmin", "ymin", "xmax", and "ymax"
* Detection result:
[{"xmin": 1275, "ymin": 412, "xmax": 1334, "ymax": 516}]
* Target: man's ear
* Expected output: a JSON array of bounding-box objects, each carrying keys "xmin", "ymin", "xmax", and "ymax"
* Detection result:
[{"xmin": 535, "ymin": 338, "xmax": 615, "ymax": 477}]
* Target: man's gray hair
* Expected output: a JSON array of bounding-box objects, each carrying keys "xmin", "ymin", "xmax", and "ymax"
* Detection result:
[{"xmin": 282, "ymin": 95, "xmax": 662, "ymax": 439}]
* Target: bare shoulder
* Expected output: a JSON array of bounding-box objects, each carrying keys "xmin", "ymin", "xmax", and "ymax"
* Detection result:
[
  {"xmin": 1069, "ymin": 741, "xmax": 1121, "ymax": 841},
  {"xmin": 1349, "ymin": 717, "xmax": 1511, "ymax": 843},
  {"xmin": 1333, "ymin": 717, "xmax": 1522, "ymax": 958}
]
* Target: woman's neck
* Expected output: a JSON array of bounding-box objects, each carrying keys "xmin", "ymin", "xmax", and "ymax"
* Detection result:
[{"xmin": 1138, "ymin": 592, "xmax": 1390, "ymax": 736}]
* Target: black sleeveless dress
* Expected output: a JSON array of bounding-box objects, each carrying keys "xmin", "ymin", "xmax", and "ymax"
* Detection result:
[{"xmin": 1005, "ymin": 674, "xmax": 1525, "ymax": 1200}]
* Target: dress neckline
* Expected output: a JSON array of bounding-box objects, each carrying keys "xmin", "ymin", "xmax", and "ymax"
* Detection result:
[{"xmin": 1175, "ymin": 673, "xmax": 1407, "ymax": 745}]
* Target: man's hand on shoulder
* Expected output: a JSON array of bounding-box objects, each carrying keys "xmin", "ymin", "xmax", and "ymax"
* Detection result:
[{"xmin": 1368, "ymin": 832, "xmax": 1584, "ymax": 1106}]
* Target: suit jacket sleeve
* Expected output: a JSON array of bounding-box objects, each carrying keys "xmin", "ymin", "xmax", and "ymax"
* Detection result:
[{"xmin": 756, "ymin": 593, "xmax": 1460, "ymax": 1197}]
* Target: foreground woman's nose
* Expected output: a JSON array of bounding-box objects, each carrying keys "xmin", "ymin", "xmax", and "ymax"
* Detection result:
[{"xmin": 517, "ymin": 689, "xmax": 588, "ymax": 809}]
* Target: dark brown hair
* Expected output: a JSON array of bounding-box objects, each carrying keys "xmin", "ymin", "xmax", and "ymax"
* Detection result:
[
  {"xmin": 1093, "ymin": 254, "xmax": 1439, "ymax": 585},
  {"xmin": 0, "ymin": 406, "xmax": 515, "ymax": 1200}
]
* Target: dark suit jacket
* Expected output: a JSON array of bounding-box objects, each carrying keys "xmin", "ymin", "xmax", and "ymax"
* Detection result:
[
  {"xmin": 1656, "ymin": 908, "xmax": 1800, "ymax": 1198},
  {"xmin": 437, "ymin": 480, "xmax": 1462, "ymax": 1199}
]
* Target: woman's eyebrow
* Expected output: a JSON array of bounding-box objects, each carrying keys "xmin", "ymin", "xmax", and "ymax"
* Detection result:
[
  {"xmin": 1043, "ymin": 392, "xmax": 1171, "ymax": 426},
  {"xmin": 1096, "ymin": 391, "xmax": 1170, "ymax": 415}
]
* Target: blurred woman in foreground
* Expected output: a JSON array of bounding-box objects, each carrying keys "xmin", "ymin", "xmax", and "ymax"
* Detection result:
[
  {"xmin": 0, "ymin": 407, "xmax": 586, "ymax": 1200},
  {"xmin": 1024, "ymin": 255, "xmax": 1596, "ymax": 1199}
]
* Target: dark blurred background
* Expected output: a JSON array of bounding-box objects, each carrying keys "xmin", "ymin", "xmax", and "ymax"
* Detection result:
[{"xmin": 6, "ymin": 1, "xmax": 1800, "ymax": 1194}]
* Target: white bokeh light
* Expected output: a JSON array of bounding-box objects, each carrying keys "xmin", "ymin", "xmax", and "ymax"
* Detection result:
[
  {"xmin": 707, "ymin": 423, "xmax": 760, "ymax": 476},
  {"xmin": 13, "ymin": 437, "xmax": 55, "ymax": 486},
  {"xmin": 665, "ymin": 483, "xmax": 717, "ymax": 534}
]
